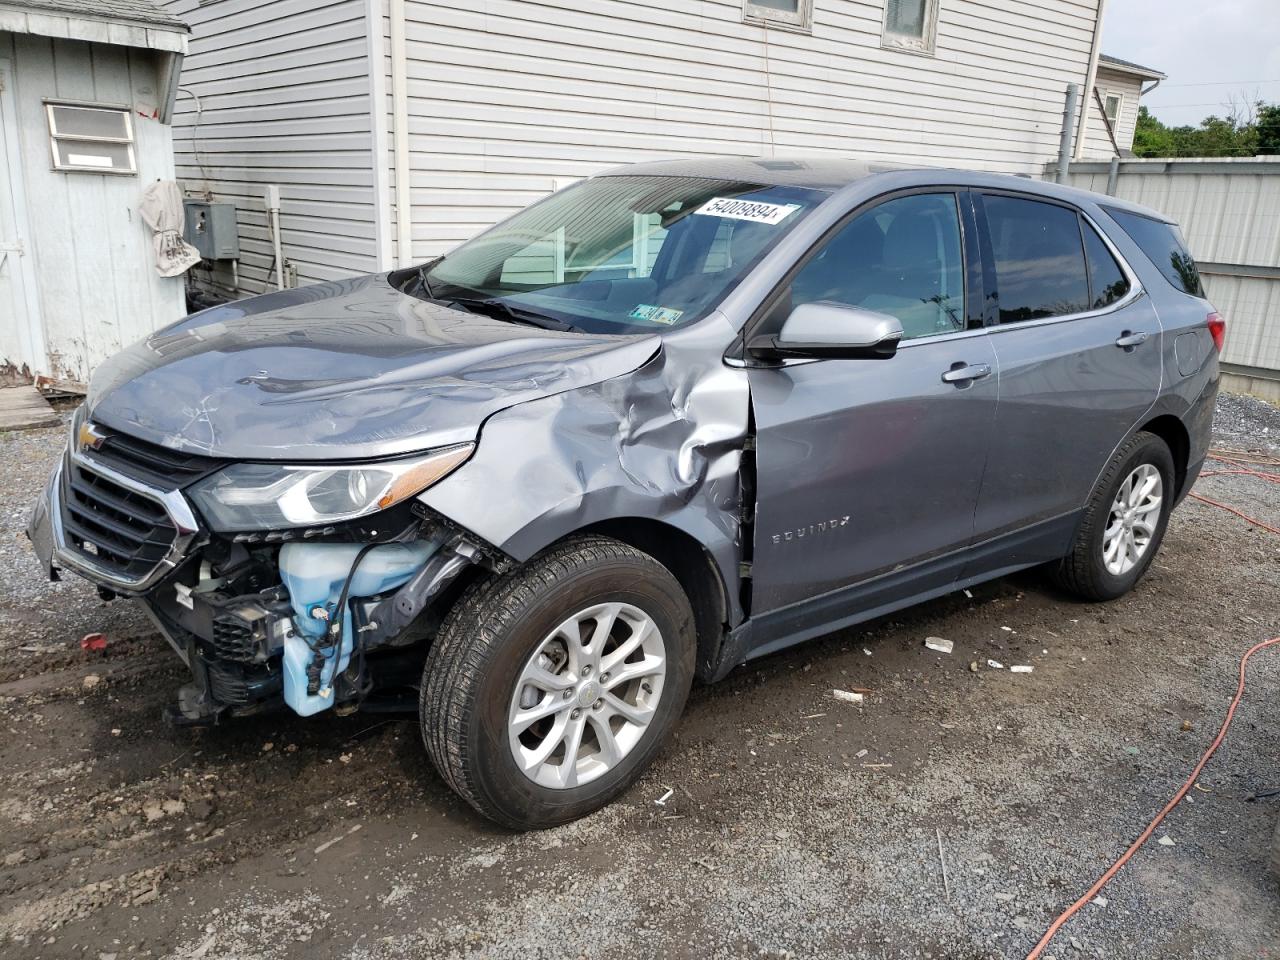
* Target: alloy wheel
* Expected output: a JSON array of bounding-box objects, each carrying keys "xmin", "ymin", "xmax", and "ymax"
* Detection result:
[
  {"xmin": 507, "ymin": 602, "xmax": 666, "ymax": 790},
  {"xmin": 1102, "ymin": 463, "xmax": 1163, "ymax": 576}
]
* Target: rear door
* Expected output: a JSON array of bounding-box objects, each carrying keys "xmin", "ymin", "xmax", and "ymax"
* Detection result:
[
  {"xmin": 965, "ymin": 192, "xmax": 1162, "ymax": 574},
  {"xmin": 746, "ymin": 190, "xmax": 998, "ymax": 633}
]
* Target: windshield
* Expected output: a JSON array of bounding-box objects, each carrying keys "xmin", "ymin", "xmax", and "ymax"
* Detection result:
[{"xmin": 414, "ymin": 175, "xmax": 827, "ymax": 334}]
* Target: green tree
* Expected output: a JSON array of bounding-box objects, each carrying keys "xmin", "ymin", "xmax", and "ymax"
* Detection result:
[
  {"xmin": 1132, "ymin": 102, "xmax": 1268, "ymax": 158},
  {"xmin": 1258, "ymin": 104, "xmax": 1280, "ymax": 155},
  {"xmin": 1133, "ymin": 106, "xmax": 1176, "ymax": 157}
]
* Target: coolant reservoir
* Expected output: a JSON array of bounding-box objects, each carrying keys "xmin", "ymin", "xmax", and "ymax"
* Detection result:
[{"xmin": 278, "ymin": 540, "xmax": 440, "ymax": 716}]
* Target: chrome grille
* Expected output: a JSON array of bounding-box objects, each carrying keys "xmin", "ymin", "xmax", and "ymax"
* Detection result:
[{"xmin": 61, "ymin": 460, "xmax": 180, "ymax": 582}]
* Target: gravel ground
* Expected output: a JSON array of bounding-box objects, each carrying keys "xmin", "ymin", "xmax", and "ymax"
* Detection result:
[{"xmin": 0, "ymin": 392, "xmax": 1277, "ymax": 960}]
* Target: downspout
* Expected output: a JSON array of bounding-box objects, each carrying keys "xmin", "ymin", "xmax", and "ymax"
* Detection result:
[
  {"xmin": 1073, "ymin": 0, "xmax": 1108, "ymax": 160},
  {"xmin": 366, "ymin": 0, "xmax": 393, "ymax": 271},
  {"xmin": 390, "ymin": 0, "xmax": 413, "ymax": 267}
]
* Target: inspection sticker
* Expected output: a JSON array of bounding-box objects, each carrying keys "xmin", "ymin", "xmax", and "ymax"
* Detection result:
[
  {"xmin": 694, "ymin": 196, "xmax": 800, "ymax": 225},
  {"xmin": 629, "ymin": 304, "xmax": 684, "ymax": 325}
]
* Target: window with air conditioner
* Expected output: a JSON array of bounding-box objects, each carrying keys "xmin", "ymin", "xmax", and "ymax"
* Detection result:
[
  {"xmin": 46, "ymin": 102, "xmax": 136, "ymax": 175},
  {"xmin": 882, "ymin": 0, "xmax": 940, "ymax": 54}
]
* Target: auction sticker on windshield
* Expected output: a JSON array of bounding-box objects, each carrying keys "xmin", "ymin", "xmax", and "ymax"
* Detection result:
[
  {"xmin": 694, "ymin": 197, "xmax": 801, "ymax": 225},
  {"xmin": 629, "ymin": 304, "xmax": 684, "ymax": 324}
]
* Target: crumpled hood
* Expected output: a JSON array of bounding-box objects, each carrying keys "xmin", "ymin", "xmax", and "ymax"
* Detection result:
[{"xmin": 87, "ymin": 274, "xmax": 661, "ymax": 460}]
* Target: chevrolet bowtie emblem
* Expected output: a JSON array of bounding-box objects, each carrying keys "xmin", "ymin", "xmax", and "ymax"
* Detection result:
[{"xmin": 78, "ymin": 421, "xmax": 108, "ymax": 451}]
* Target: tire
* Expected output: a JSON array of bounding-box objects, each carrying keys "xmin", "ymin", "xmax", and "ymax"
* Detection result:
[
  {"xmin": 1050, "ymin": 431, "xmax": 1176, "ymax": 602},
  {"xmin": 420, "ymin": 535, "xmax": 696, "ymax": 830}
]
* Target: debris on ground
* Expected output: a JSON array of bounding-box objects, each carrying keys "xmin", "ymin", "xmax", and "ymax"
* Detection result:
[
  {"xmin": 924, "ymin": 636, "xmax": 953, "ymax": 654},
  {"xmin": 987, "ymin": 659, "xmax": 1005, "ymax": 669},
  {"xmin": 654, "ymin": 788, "xmax": 674, "ymax": 806},
  {"xmin": 80, "ymin": 633, "xmax": 108, "ymax": 652},
  {"xmin": 314, "ymin": 824, "xmax": 362, "ymax": 855},
  {"xmin": 831, "ymin": 689, "xmax": 866, "ymax": 704},
  {"xmin": 1010, "ymin": 665, "xmax": 1034, "ymax": 674},
  {"xmin": 1157, "ymin": 835, "xmax": 1176, "ymax": 847}
]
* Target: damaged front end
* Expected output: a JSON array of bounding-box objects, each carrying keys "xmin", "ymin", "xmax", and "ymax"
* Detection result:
[{"xmin": 29, "ymin": 408, "xmax": 498, "ymax": 725}]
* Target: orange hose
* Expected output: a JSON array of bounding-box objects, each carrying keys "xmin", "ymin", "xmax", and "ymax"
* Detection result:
[
  {"xmin": 1029, "ymin": 454, "xmax": 1280, "ymax": 958},
  {"xmin": 1188, "ymin": 492, "xmax": 1280, "ymax": 535},
  {"xmin": 1027, "ymin": 634, "xmax": 1280, "ymax": 959}
]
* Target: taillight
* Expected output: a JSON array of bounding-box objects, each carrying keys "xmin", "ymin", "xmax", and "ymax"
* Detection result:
[{"xmin": 1206, "ymin": 312, "xmax": 1226, "ymax": 352}]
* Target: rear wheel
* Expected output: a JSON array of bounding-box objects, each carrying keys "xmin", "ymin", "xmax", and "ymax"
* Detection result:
[
  {"xmin": 1051, "ymin": 431, "xmax": 1176, "ymax": 601},
  {"xmin": 420, "ymin": 536, "xmax": 695, "ymax": 830}
]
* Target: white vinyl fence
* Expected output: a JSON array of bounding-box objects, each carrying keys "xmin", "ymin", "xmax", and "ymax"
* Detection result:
[{"xmin": 1060, "ymin": 157, "xmax": 1280, "ymax": 400}]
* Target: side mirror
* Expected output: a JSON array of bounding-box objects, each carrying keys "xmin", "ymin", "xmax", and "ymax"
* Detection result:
[{"xmin": 747, "ymin": 302, "xmax": 904, "ymax": 361}]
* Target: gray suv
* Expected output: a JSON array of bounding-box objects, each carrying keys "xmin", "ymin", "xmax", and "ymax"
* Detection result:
[{"xmin": 27, "ymin": 158, "xmax": 1222, "ymax": 829}]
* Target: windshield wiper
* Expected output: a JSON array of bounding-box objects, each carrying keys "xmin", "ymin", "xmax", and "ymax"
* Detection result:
[
  {"xmin": 450, "ymin": 297, "xmax": 579, "ymax": 332},
  {"xmin": 415, "ymin": 256, "xmax": 444, "ymax": 300}
]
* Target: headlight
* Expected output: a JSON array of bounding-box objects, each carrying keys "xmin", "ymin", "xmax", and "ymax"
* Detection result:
[{"xmin": 188, "ymin": 443, "xmax": 473, "ymax": 531}]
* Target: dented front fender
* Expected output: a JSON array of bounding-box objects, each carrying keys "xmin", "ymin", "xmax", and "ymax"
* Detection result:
[{"xmin": 417, "ymin": 312, "xmax": 751, "ymax": 627}]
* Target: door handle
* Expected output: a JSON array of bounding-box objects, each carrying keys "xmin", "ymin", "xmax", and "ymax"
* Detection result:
[
  {"xmin": 941, "ymin": 362, "xmax": 992, "ymax": 385},
  {"xmin": 1115, "ymin": 330, "xmax": 1149, "ymax": 349}
]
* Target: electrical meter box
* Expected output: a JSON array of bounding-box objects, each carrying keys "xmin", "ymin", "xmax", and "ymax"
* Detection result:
[{"xmin": 183, "ymin": 200, "xmax": 239, "ymax": 260}]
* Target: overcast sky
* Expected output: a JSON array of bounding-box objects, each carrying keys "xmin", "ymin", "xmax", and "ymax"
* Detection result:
[{"xmin": 1101, "ymin": 0, "xmax": 1280, "ymax": 127}]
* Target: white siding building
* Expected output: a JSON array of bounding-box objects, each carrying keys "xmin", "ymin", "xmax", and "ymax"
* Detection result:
[
  {"xmin": 165, "ymin": 0, "xmax": 1151, "ymax": 300},
  {"xmin": 1079, "ymin": 53, "xmax": 1165, "ymax": 159},
  {"xmin": 0, "ymin": 0, "xmax": 189, "ymax": 384}
]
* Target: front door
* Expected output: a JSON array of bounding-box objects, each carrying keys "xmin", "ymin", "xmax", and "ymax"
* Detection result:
[
  {"xmin": 0, "ymin": 59, "xmax": 43, "ymax": 377},
  {"xmin": 746, "ymin": 191, "xmax": 997, "ymax": 643},
  {"xmin": 965, "ymin": 192, "xmax": 1162, "ymax": 575}
]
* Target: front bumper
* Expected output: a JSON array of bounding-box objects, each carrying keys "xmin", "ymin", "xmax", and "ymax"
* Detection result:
[
  {"xmin": 26, "ymin": 467, "xmax": 60, "ymax": 584},
  {"xmin": 29, "ymin": 439, "xmax": 494, "ymax": 724}
]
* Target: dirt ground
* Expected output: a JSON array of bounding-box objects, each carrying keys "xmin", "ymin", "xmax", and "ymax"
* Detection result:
[{"xmin": 1, "ymin": 393, "xmax": 1277, "ymax": 960}]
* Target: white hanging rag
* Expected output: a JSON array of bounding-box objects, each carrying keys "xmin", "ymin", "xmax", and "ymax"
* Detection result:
[{"xmin": 139, "ymin": 180, "xmax": 201, "ymax": 277}]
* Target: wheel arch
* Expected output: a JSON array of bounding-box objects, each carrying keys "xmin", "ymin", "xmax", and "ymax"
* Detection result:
[
  {"xmin": 577, "ymin": 517, "xmax": 730, "ymax": 683},
  {"xmin": 1138, "ymin": 413, "xmax": 1191, "ymax": 497}
]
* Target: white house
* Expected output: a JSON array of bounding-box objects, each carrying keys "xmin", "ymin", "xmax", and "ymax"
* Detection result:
[
  {"xmin": 0, "ymin": 0, "xmax": 189, "ymax": 385},
  {"xmin": 163, "ymin": 0, "xmax": 1155, "ymax": 302},
  {"xmin": 1079, "ymin": 53, "xmax": 1165, "ymax": 159}
]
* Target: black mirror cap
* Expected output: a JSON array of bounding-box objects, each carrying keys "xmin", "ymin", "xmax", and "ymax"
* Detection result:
[{"xmin": 746, "ymin": 333, "xmax": 900, "ymax": 362}]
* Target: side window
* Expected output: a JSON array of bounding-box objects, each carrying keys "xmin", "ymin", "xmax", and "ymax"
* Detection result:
[
  {"xmin": 789, "ymin": 193, "xmax": 965, "ymax": 340},
  {"xmin": 1105, "ymin": 208, "xmax": 1204, "ymax": 297},
  {"xmin": 982, "ymin": 195, "xmax": 1090, "ymax": 323},
  {"xmin": 1081, "ymin": 220, "xmax": 1131, "ymax": 309}
]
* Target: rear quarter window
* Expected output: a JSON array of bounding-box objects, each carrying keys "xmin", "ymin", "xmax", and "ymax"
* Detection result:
[{"xmin": 1104, "ymin": 208, "xmax": 1204, "ymax": 297}]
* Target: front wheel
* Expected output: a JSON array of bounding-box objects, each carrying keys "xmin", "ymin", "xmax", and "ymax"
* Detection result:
[
  {"xmin": 420, "ymin": 536, "xmax": 695, "ymax": 830},
  {"xmin": 1051, "ymin": 431, "xmax": 1176, "ymax": 602}
]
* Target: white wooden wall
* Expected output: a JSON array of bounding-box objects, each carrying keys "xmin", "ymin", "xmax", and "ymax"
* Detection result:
[
  {"xmin": 1079, "ymin": 66, "xmax": 1142, "ymax": 159},
  {"xmin": 1064, "ymin": 158, "xmax": 1280, "ymax": 378},
  {"xmin": 0, "ymin": 32, "xmax": 185, "ymax": 383},
  {"xmin": 165, "ymin": 0, "xmax": 383, "ymax": 295},
  {"xmin": 384, "ymin": 0, "xmax": 1103, "ymax": 260}
]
